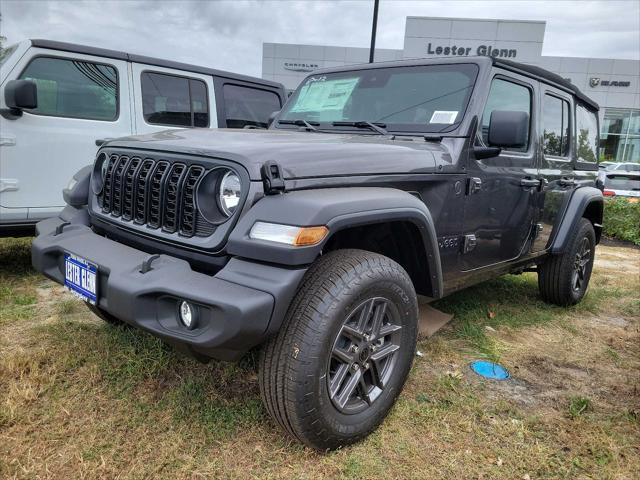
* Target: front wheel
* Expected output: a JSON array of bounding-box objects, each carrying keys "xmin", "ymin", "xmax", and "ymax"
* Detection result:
[
  {"xmin": 538, "ymin": 218, "xmax": 596, "ymax": 306},
  {"xmin": 259, "ymin": 249, "xmax": 418, "ymax": 450}
]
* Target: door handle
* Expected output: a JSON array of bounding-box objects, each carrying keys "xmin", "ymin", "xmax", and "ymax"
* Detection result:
[
  {"xmin": 520, "ymin": 177, "xmax": 541, "ymax": 188},
  {"xmin": 559, "ymin": 176, "xmax": 576, "ymax": 187},
  {"xmin": 467, "ymin": 177, "xmax": 482, "ymax": 195},
  {"xmin": 95, "ymin": 138, "xmax": 114, "ymax": 147},
  {"xmin": 0, "ymin": 178, "xmax": 19, "ymax": 193}
]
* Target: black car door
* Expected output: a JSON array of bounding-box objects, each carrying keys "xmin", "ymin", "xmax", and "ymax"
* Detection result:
[
  {"xmin": 461, "ymin": 73, "xmax": 540, "ymax": 272},
  {"xmin": 531, "ymin": 88, "xmax": 576, "ymax": 252}
]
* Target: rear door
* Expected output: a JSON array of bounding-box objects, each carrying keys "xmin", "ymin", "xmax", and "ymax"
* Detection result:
[
  {"xmin": 461, "ymin": 73, "xmax": 539, "ymax": 271},
  {"xmin": 531, "ymin": 88, "xmax": 576, "ymax": 252},
  {"xmin": 131, "ymin": 63, "xmax": 216, "ymax": 134},
  {"xmin": 213, "ymin": 78, "xmax": 283, "ymax": 129},
  {"xmin": 0, "ymin": 49, "xmax": 131, "ymax": 220}
]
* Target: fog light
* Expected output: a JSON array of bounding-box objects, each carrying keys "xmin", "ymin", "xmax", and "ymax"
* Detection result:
[{"xmin": 179, "ymin": 301, "xmax": 196, "ymax": 329}]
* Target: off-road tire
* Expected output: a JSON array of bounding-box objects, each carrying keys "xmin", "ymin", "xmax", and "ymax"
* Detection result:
[
  {"xmin": 538, "ymin": 218, "xmax": 596, "ymax": 306},
  {"xmin": 259, "ymin": 249, "xmax": 418, "ymax": 451}
]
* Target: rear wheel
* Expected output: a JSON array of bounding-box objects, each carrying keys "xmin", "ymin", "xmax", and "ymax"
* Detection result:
[
  {"xmin": 259, "ymin": 249, "xmax": 418, "ymax": 450},
  {"xmin": 538, "ymin": 218, "xmax": 596, "ymax": 306}
]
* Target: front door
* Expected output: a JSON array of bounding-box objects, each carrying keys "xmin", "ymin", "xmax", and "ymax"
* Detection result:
[
  {"xmin": 461, "ymin": 74, "xmax": 539, "ymax": 271},
  {"xmin": 0, "ymin": 49, "xmax": 132, "ymax": 220}
]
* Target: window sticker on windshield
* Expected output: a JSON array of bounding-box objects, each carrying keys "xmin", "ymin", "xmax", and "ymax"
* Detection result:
[
  {"xmin": 430, "ymin": 110, "xmax": 459, "ymax": 124},
  {"xmin": 290, "ymin": 78, "xmax": 359, "ymax": 113}
]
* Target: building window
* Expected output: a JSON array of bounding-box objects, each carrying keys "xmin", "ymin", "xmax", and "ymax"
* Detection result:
[
  {"xmin": 141, "ymin": 72, "xmax": 209, "ymax": 127},
  {"xmin": 542, "ymin": 94, "xmax": 570, "ymax": 157},
  {"xmin": 576, "ymin": 104, "xmax": 598, "ymax": 163},
  {"xmin": 20, "ymin": 57, "xmax": 118, "ymax": 121},
  {"xmin": 222, "ymin": 84, "xmax": 282, "ymax": 129},
  {"xmin": 481, "ymin": 78, "xmax": 531, "ymax": 152},
  {"xmin": 600, "ymin": 109, "xmax": 640, "ymax": 163}
]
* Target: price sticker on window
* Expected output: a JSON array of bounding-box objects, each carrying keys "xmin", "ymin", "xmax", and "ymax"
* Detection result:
[
  {"xmin": 290, "ymin": 78, "xmax": 359, "ymax": 113},
  {"xmin": 429, "ymin": 110, "xmax": 459, "ymax": 124}
]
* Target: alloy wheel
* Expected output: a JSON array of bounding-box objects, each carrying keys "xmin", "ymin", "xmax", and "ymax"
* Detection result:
[
  {"xmin": 572, "ymin": 237, "xmax": 592, "ymax": 292},
  {"xmin": 327, "ymin": 297, "xmax": 403, "ymax": 415}
]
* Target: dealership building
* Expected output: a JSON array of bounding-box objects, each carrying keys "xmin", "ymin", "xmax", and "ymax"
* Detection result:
[{"xmin": 262, "ymin": 16, "xmax": 640, "ymax": 163}]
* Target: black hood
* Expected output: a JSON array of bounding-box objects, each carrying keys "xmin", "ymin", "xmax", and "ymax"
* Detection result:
[{"xmin": 108, "ymin": 128, "xmax": 454, "ymax": 180}]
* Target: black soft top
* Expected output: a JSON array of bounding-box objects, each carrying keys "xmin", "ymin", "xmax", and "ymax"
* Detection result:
[
  {"xmin": 29, "ymin": 39, "xmax": 284, "ymax": 90},
  {"xmin": 493, "ymin": 58, "xmax": 599, "ymax": 111},
  {"xmin": 311, "ymin": 55, "xmax": 599, "ymax": 111}
]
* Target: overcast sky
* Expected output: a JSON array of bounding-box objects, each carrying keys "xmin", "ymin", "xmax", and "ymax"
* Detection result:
[{"xmin": 1, "ymin": 0, "xmax": 639, "ymax": 77}]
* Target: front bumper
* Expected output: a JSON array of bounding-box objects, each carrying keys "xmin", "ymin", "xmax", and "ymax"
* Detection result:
[{"xmin": 32, "ymin": 207, "xmax": 307, "ymax": 361}]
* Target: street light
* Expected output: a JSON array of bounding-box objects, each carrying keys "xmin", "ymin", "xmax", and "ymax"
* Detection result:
[{"xmin": 369, "ymin": 0, "xmax": 379, "ymax": 63}]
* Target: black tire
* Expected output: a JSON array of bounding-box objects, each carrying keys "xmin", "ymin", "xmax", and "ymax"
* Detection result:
[
  {"xmin": 538, "ymin": 218, "xmax": 596, "ymax": 306},
  {"xmin": 259, "ymin": 249, "xmax": 418, "ymax": 451},
  {"xmin": 86, "ymin": 303, "xmax": 124, "ymax": 326}
]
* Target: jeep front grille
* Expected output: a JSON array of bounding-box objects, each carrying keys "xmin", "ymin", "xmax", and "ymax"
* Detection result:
[{"xmin": 98, "ymin": 154, "xmax": 210, "ymax": 237}]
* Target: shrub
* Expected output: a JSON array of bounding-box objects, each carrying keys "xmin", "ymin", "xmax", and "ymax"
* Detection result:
[{"xmin": 603, "ymin": 197, "xmax": 640, "ymax": 245}]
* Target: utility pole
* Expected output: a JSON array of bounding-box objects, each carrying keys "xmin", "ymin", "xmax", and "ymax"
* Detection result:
[{"xmin": 369, "ymin": 0, "xmax": 379, "ymax": 63}]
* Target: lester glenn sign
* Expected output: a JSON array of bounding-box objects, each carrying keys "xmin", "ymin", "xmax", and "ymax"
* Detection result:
[{"xmin": 427, "ymin": 43, "xmax": 517, "ymax": 59}]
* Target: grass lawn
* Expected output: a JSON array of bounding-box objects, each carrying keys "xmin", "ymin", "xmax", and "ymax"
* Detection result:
[{"xmin": 1, "ymin": 237, "xmax": 638, "ymax": 479}]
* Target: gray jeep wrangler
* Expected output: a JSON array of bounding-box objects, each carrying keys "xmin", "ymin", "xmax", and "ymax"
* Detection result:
[{"xmin": 32, "ymin": 56, "xmax": 603, "ymax": 450}]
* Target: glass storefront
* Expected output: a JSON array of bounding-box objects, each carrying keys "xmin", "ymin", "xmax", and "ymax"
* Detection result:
[{"xmin": 600, "ymin": 109, "xmax": 640, "ymax": 163}]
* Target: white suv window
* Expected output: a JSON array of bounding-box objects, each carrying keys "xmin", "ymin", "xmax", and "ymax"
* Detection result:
[
  {"xmin": 20, "ymin": 56, "xmax": 118, "ymax": 121},
  {"xmin": 141, "ymin": 72, "xmax": 209, "ymax": 127}
]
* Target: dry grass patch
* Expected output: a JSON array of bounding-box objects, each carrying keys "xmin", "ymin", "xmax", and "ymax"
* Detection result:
[{"xmin": 1, "ymin": 239, "xmax": 639, "ymax": 479}]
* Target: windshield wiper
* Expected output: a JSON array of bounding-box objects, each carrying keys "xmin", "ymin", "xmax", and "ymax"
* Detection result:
[
  {"xmin": 331, "ymin": 121, "xmax": 389, "ymax": 135},
  {"xmin": 277, "ymin": 119, "xmax": 319, "ymax": 131}
]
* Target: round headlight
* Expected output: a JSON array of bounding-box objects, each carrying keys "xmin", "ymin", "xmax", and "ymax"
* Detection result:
[
  {"xmin": 196, "ymin": 168, "xmax": 243, "ymax": 224},
  {"xmin": 92, "ymin": 152, "xmax": 109, "ymax": 195},
  {"xmin": 218, "ymin": 171, "xmax": 241, "ymax": 217}
]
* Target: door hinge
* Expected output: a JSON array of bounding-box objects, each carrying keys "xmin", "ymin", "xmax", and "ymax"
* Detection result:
[
  {"xmin": 261, "ymin": 161, "xmax": 286, "ymax": 195},
  {"xmin": 467, "ymin": 177, "xmax": 482, "ymax": 195},
  {"xmin": 463, "ymin": 234, "xmax": 477, "ymax": 254}
]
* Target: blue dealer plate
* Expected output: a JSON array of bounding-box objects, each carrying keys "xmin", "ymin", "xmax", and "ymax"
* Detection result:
[{"xmin": 64, "ymin": 253, "xmax": 98, "ymax": 304}]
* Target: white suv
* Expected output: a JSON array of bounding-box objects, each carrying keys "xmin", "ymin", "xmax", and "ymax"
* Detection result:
[{"xmin": 0, "ymin": 39, "xmax": 285, "ymax": 236}]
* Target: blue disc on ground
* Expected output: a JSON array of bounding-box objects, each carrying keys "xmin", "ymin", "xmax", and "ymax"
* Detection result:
[{"xmin": 470, "ymin": 360, "xmax": 510, "ymax": 380}]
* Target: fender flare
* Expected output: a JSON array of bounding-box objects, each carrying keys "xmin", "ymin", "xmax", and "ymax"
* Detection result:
[
  {"xmin": 227, "ymin": 187, "xmax": 444, "ymax": 298},
  {"xmin": 550, "ymin": 186, "xmax": 603, "ymax": 255},
  {"xmin": 62, "ymin": 164, "xmax": 92, "ymax": 207}
]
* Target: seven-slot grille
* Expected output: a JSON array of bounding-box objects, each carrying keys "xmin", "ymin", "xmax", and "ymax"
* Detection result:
[{"xmin": 98, "ymin": 154, "xmax": 209, "ymax": 237}]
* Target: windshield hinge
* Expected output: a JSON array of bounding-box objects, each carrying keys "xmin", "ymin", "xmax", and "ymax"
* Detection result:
[{"xmin": 261, "ymin": 161, "xmax": 286, "ymax": 195}]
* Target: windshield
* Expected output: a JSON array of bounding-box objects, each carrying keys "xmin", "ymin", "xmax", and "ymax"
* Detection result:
[
  {"xmin": 277, "ymin": 63, "xmax": 479, "ymax": 134},
  {"xmin": 0, "ymin": 43, "xmax": 19, "ymax": 67}
]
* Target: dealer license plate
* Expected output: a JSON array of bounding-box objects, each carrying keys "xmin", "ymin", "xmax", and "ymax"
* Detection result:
[{"xmin": 64, "ymin": 253, "xmax": 98, "ymax": 304}]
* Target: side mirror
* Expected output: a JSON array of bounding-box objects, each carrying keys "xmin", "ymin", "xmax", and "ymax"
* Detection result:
[
  {"xmin": 4, "ymin": 79, "xmax": 38, "ymax": 115},
  {"xmin": 267, "ymin": 110, "xmax": 280, "ymax": 128},
  {"xmin": 488, "ymin": 110, "xmax": 528, "ymax": 148}
]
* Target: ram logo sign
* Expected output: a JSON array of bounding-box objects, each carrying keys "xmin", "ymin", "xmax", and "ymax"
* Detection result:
[{"xmin": 589, "ymin": 77, "xmax": 631, "ymax": 88}]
